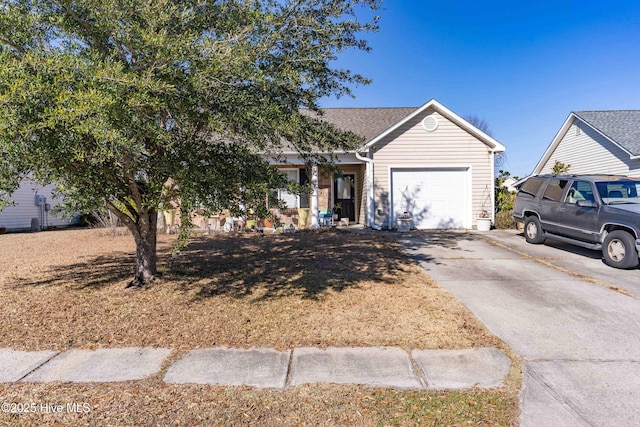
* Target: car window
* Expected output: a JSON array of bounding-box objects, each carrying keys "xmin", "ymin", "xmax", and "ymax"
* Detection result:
[
  {"xmin": 597, "ymin": 181, "xmax": 640, "ymax": 204},
  {"xmin": 519, "ymin": 177, "xmax": 545, "ymax": 198},
  {"xmin": 543, "ymin": 178, "xmax": 569, "ymax": 202},
  {"xmin": 565, "ymin": 180, "xmax": 594, "ymax": 204}
]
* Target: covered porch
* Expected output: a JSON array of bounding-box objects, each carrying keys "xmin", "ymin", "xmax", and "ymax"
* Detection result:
[{"xmin": 269, "ymin": 162, "xmax": 366, "ymax": 229}]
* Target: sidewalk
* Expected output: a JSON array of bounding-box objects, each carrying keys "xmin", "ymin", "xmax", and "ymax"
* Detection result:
[{"xmin": 1, "ymin": 346, "xmax": 510, "ymax": 390}]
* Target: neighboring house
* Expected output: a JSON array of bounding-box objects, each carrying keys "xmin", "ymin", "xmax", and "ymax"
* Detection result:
[
  {"xmin": 272, "ymin": 99, "xmax": 506, "ymax": 230},
  {"xmin": 532, "ymin": 110, "xmax": 640, "ymax": 177},
  {"xmin": 0, "ymin": 179, "xmax": 76, "ymax": 231},
  {"xmin": 501, "ymin": 177, "xmax": 519, "ymax": 193}
]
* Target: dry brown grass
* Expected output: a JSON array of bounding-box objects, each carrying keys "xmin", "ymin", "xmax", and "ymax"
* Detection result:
[{"xmin": 0, "ymin": 227, "xmax": 520, "ymax": 426}]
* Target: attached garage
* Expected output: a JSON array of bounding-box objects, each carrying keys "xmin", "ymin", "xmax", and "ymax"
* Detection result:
[{"xmin": 391, "ymin": 167, "xmax": 471, "ymax": 229}]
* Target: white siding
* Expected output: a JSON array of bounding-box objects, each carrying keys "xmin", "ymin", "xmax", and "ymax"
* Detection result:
[
  {"xmin": 0, "ymin": 180, "xmax": 75, "ymax": 230},
  {"xmin": 371, "ymin": 109, "xmax": 494, "ymax": 229},
  {"xmin": 540, "ymin": 120, "xmax": 640, "ymax": 177}
]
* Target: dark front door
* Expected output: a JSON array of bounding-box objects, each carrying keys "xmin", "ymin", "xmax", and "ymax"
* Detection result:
[{"xmin": 334, "ymin": 174, "xmax": 356, "ymax": 222}]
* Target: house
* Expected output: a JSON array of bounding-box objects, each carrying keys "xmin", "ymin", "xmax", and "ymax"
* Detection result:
[
  {"xmin": 270, "ymin": 99, "xmax": 506, "ymax": 230},
  {"xmin": 532, "ymin": 110, "xmax": 640, "ymax": 177},
  {"xmin": 0, "ymin": 179, "xmax": 77, "ymax": 231},
  {"xmin": 2, "ymin": 99, "xmax": 506, "ymax": 232},
  {"xmin": 501, "ymin": 177, "xmax": 519, "ymax": 193}
]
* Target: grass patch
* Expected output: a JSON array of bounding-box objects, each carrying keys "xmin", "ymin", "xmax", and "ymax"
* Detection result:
[{"xmin": 0, "ymin": 227, "xmax": 520, "ymax": 425}]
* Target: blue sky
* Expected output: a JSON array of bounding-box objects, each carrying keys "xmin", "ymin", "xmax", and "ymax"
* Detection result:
[{"xmin": 321, "ymin": 1, "xmax": 640, "ymax": 178}]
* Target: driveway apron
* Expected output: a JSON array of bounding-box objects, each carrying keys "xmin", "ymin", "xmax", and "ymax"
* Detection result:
[{"xmin": 398, "ymin": 230, "xmax": 640, "ymax": 427}]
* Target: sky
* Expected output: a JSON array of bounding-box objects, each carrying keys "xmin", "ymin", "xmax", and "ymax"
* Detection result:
[{"xmin": 320, "ymin": 1, "xmax": 640, "ymax": 178}]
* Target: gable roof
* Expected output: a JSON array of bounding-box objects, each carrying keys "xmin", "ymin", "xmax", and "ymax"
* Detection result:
[
  {"xmin": 533, "ymin": 109, "xmax": 640, "ymax": 173},
  {"xmin": 309, "ymin": 99, "xmax": 505, "ymax": 153},
  {"xmin": 574, "ymin": 110, "xmax": 640, "ymax": 156},
  {"xmin": 362, "ymin": 99, "xmax": 505, "ymax": 152}
]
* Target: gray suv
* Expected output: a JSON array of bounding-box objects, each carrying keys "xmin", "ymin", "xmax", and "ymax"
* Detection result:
[{"xmin": 513, "ymin": 174, "xmax": 640, "ymax": 269}]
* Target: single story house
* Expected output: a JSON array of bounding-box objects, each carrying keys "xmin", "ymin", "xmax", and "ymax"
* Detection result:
[
  {"xmin": 2, "ymin": 99, "xmax": 506, "ymax": 232},
  {"xmin": 0, "ymin": 179, "xmax": 76, "ymax": 231},
  {"xmin": 270, "ymin": 99, "xmax": 506, "ymax": 230},
  {"xmin": 532, "ymin": 110, "xmax": 640, "ymax": 177}
]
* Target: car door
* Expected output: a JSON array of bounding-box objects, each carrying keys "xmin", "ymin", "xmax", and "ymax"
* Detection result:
[
  {"xmin": 556, "ymin": 179, "xmax": 600, "ymax": 242},
  {"xmin": 538, "ymin": 177, "xmax": 570, "ymax": 234}
]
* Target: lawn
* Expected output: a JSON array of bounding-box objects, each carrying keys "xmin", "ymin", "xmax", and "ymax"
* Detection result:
[{"xmin": 0, "ymin": 227, "xmax": 520, "ymax": 426}]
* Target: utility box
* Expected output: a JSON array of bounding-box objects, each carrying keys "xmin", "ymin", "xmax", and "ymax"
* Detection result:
[{"xmin": 35, "ymin": 195, "xmax": 46, "ymax": 206}]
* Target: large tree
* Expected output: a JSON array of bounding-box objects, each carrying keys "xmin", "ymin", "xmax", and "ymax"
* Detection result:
[{"xmin": 0, "ymin": 0, "xmax": 379, "ymax": 287}]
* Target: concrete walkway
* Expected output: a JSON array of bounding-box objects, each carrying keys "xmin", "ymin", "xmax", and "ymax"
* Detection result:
[
  {"xmin": 398, "ymin": 230, "xmax": 640, "ymax": 427},
  {"xmin": 0, "ymin": 346, "xmax": 510, "ymax": 390}
]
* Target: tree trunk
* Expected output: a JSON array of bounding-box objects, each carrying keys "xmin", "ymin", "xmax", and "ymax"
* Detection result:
[{"xmin": 126, "ymin": 208, "xmax": 159, "ymax": 288}]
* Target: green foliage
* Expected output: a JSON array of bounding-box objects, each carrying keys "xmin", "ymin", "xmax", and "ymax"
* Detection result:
[
  {"xmin": 494, "ymin": 170, "xmax": 517, "ymax": 229},
  {"xmin": 0, "ymin": 0, "xmax": 379, "ymax": 283},
  {"xmin": 552, "ymin": 160, "xmax": 571, "ymax": 174}
]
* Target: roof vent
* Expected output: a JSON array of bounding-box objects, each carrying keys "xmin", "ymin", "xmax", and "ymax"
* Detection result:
[{"xmin": 422, "ymin": 115, "xmax": 439, "ymax": 132}]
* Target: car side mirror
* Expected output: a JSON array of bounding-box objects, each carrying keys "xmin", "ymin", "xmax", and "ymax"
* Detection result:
[{"xmin": 576, "ymin": 200, "xmax": 596, "ymax": 208}]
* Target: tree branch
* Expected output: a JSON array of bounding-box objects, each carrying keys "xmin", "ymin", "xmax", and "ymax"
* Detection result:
[{"xmin": 0, "ymin": 36, "xmax": 26, "ymax": 54}]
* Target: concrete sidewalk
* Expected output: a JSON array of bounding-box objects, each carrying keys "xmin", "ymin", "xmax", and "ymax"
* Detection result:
[{"xmin": 0, "ymin": 346, "xmax": 510, "ymax": 390}]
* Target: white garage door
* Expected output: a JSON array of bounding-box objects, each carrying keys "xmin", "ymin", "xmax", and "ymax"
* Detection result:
[{"xmin": 391, "ymin": 168, "xmax": 470, "ymax": 229}]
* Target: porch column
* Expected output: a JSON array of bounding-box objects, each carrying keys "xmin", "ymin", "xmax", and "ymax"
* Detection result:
[{"xmin": 310, "ymin": 164, "xmax": 319, "ymax": 229}]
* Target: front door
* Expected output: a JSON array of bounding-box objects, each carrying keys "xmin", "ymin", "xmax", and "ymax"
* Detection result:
[{"xmin": 334, "ymin": 174, "xmax": 356, "ymax": 222}]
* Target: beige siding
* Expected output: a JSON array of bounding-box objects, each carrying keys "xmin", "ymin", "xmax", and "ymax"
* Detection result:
[
  {"xmin": 0, "ymin": 180, "xmax": 75, "ymax": 230},
  {"xmin": 540, "ymin": 120, "xmax": 640, "ymax": 177},
  {"xmin": 372, "ymin": 109, "xmax": 494, "ymax": 228}
]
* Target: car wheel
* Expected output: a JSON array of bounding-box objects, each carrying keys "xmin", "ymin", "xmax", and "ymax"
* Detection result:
[
  {"xmin": 524, "ymin": 216, "xmax": 546, "ymax": 244},
  {"xmin": 602, "ymin": 230, "xmax": 640, "ymax": 269}
]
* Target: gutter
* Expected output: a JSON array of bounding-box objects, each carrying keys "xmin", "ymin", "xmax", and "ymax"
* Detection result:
[{"xmin": 355, "ymin": 150, "xmax": 382, "ymax": 231}]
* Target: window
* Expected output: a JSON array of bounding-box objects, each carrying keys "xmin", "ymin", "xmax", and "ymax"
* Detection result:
[
  {"xmin": 596, "ymin": 180, "xmax": 640, "ymax": 202},
  {"xmin": 565, "ymin": 181, "xmax": 594, "ymax": 204},
  {"xmin": 269, "ymin": 169, "xmax": 299, "ymax": 209},
  {"xmin": 520, "ymin": 177, "xmax": 544, "ymax": 197},
  {"xmin": 336, "ymin": 176, "xmax": 353, "ymax": 199},
  {"xmin": 543, "ymin": 178, "xmax": 568, "ymax": 202}
]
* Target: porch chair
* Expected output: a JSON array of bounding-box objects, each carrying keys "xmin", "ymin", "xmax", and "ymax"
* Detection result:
[{"xmin": 318, "ymin": 208, "xmax": 333, "ymax": 227}]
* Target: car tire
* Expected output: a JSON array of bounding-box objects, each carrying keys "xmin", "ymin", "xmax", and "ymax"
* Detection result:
[
  {"xmin": 602, "ymin": 230, "xmax": 640, "ymax": 269},
  {"xmin": 524, "ymin": 216, "xmax": 546, "ymax": 244}
]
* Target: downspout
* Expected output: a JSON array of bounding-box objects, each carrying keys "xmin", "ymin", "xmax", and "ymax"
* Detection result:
[{"xmin": 355, "ymin": 150, "xmax": 382, "ymax": 231}]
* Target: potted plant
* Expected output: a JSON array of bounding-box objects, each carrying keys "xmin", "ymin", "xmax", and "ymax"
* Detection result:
[
  {"xmin": 396, "ymin": 212, "xmax": 412, "ymax": 232},
  {"xmin": 332, "ymin": 203, "xmax": 342, "ymax": 221},
  {"xmin": 476, "ymin": 210, "xmax": 492, "ymax": 232}
]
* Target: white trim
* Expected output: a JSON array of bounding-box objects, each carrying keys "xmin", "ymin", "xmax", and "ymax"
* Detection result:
[
  {"xmin": 310, "ymin": 164, "xmax": 319, "ymax": 228},
  {"xmin": 355, "ymin": 150, "xmax": 377, "ymax": 228},
  {"xmin": 273, "ymin": 168, "xmax": 300, "ymax": 208},
  {"xmin": 270, "ymin": 152, "xmax": 364, "ymax": 165},
  {"xmin": 363, "ymin": 99, "xmax": 506, "ymax": 153},
  {"xmin": 387, "ymin": 165, "xmax": 473, "ymax": 229},
  {"xmin": 533, "ymin": 112, "xmax": 636, "ymax": 174}
]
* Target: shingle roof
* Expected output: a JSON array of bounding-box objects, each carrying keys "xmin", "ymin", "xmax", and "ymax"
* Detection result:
[
  {"xmin": 575, "ymin": 110, "xmax": 640, "ymax": 155},
  {"xmin": 304, "ymin": 107, "xmax": 417, "ymax": 143}
]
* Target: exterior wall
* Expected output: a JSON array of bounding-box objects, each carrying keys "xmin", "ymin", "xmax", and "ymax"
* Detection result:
[
  {"xmin": 371, "ymin": 108, "xmax": 494, "ymax": 229},
  {"xmin": 0, "ymin": 180, "xmax": 76, "ymax": 230},
  {"xmin": 272, "ymin": 164, "xmax": 365, "ymax": 226},
  {"xmin": 539, "ymin": 119, "xmax": 640, "ymax": 177}
]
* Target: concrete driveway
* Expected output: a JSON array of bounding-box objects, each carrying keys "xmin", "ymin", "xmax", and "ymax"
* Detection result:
[{"xmin": 397, "ymin": 229, "xmax": 640, "ymax": 427}]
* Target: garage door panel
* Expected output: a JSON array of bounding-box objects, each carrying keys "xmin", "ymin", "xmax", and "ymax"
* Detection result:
[{"xmin": 391, "ymin": 168, "xmax": 469, "ymax": 229}]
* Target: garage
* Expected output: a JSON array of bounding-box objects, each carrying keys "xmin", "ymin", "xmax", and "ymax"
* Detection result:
[{"xmin": 391, "ymin": 167, "xmax": 470, "ymax": 229}]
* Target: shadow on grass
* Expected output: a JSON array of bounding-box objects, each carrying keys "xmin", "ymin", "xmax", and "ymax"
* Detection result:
[
  {"xmin": 169, "ymin": 230, "xmax": 413, "ymax": 301},
  {"xmin": 6, "ymin": 251, "xmax": 137, "ymax": 290},
  {"xmin": 7, "ymin": 229, "xmax": 421, "ymax": 301}
]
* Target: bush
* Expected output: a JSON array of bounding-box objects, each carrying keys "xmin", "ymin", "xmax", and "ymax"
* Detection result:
[{"xmin": 494, "ymin": 210, "xmax": 516, "ymax": 229}]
